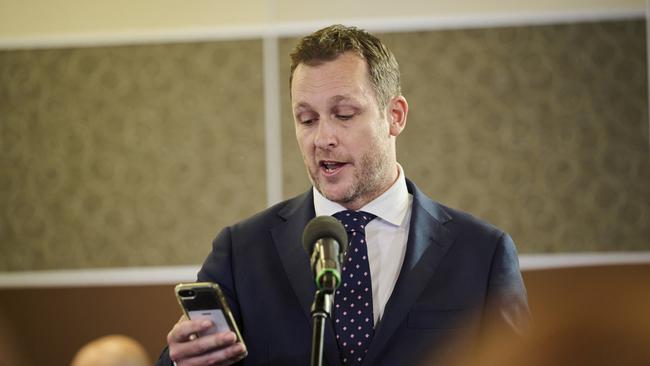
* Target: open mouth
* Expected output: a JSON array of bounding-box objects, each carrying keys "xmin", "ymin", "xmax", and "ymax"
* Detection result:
[{"xmin": 319, "ymin": 160, "xmax": 346, "ymax": 174}]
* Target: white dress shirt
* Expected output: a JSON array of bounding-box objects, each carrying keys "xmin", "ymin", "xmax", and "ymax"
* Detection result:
[{"xmin": 313, "ymin": 164, "xmax": 413, "ymax": 325}]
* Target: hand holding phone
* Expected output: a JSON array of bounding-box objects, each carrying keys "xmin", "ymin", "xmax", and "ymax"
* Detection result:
[
  {"xmin": 168, "ymin": 282, "xmax": 247, "ymax": 364},
  {"xmin": 175, "ymin": 282, "xmax": 245, "ymax": 342}
]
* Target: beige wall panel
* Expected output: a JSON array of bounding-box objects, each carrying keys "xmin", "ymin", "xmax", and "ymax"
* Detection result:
[
  {"xmin": 0, "ymin": 0, "xmax": 269, "ymax": 37},
  {"xmin": 0, "ymin": 0, "xmax": 643, "ymax": 39},
  {"xmin": 0, "ymin": 40, "xmax": 266, "ymax": 271},
  {"xmin": 275, "ymin": 0, "xmax": 644, "ymax": 23},
  {"xmin": 280, "ymin": 20, "xmax": 649, "ymax": 253},
  {"xmin": 279, "ymin": 37, "xmax": 310, "ymax": 199}
]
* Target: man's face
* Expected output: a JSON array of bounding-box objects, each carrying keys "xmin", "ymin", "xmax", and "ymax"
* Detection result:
[{"xmin": 291, "ymin": 52, "xmax": 404, "ymax": 210}]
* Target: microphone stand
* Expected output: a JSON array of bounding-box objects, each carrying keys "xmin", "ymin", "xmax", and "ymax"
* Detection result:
[
  {"xmin": 310, "ymin": 272, "xmax": 339, "ymax": 366},
  {"xmin": 302, "ymin": 217, "xmax": 347, "ymax": 366},
  {"xmin": 310, "ymin": 288, "xmax": 332, "ymax": 366}
]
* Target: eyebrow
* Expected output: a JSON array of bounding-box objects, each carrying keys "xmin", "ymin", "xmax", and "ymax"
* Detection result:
[
  {"xmin": 293, "ymin": 101, "xmax": 312, "ymax": 111},
  {"xmin": 330, "ymin": 95, "xmax": 360, "ymax": 104},
  {"xmin": 293, "ymin": 94, "xmax": 360, "ymax": 110}
]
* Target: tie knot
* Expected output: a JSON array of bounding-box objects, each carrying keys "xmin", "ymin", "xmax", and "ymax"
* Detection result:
[{"xmin": 333, "ymin": 210, "xmax": 376, "ymax": 233}]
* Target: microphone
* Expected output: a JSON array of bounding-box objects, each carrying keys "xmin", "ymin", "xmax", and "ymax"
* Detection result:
[{"xmin": 302, "ymin": 216, "xmax": 349, "ymax": 293}]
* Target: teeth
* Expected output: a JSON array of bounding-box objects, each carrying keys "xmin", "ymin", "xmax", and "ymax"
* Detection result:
[{"xmin": 322, "ymin": 162, "xmax": 339, "ymax": 171}]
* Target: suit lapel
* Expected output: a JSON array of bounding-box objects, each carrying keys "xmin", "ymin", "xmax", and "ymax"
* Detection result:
[
  {"xmin": 270, "ymin": 191, "xmax": 343, "ymax": 366},
  {"xmin": 363, "ymin": 180, "xmax": 455, "ymax": 366},
  {"xmin": 270, "ymin": 191, "xmax": 315, "ymax": 322}
]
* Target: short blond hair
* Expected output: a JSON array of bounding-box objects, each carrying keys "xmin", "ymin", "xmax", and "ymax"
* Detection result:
[{"xmin": 290, "ymin": 24, "xmax": 401, "ymax": 108}]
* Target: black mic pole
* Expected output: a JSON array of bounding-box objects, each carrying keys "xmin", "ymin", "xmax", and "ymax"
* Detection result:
[
  {"xmin": 311, "ymin": 288, "xmax": 332, "ymax": 366},
  {"xmin": 303, "ymin": 216, "xmax": 348, "ymax": 366},
  {"xmin": 310, "ymin": 267, "xmax": 340, "ymax": 366}
]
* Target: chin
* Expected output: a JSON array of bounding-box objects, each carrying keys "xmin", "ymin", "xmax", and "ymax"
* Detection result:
[{"xmin": 318, "ymin": 183, "xmax": 351, "ymax": 204}]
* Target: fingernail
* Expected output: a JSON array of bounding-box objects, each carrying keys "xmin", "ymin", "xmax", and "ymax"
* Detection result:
[
  {"xmin": 229, "ymin": 332, "xmax": 237, "ymax": 342},
  {"xmin": 201, "ymin": 320, "xmax": 212, "ymax": 327}
]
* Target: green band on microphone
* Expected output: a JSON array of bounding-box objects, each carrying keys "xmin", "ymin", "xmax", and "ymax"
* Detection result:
[{"xmin": 316, "ymin": 268, "xmax": 341, "ymax": 290}]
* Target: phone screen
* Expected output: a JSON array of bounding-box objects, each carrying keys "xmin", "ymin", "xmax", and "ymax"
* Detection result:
[{"xmin": 187, "ymin": 309, "xmax": 230, "ymax": 336}]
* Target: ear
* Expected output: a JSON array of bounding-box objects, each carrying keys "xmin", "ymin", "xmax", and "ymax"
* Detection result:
[{"xmin": 387, "ymin": 96, "xmax": 408, "ymax": 137}]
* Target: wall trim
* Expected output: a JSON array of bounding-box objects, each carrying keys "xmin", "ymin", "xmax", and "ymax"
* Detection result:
[
  {"xmin": 0, "ymin": 265, "xmax": 201, "ymax": 289},
  {"xmin": 263, "ymin": 35, "xmax": 284, "ymax": 207},
  {"xmin": 519, "ymin": 252, "xmax": 650, "ymax": 271},
  {"xmin": 0, "ymin": 252, "xmax": 648, "ymax": 289},
  {"xmin": 0, "ymin": 8, "xmax": 644, "ymax": 50}
]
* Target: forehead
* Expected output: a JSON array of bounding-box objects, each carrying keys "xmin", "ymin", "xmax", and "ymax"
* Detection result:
[{"xmin": 291, "ymin": 53, "xmax": 375, "ymax": 108}]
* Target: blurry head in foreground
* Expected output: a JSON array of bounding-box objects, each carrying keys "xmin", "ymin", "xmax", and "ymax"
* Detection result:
[
  {"xmin": 433, "ymin": 267, "xmax": 650, "ymax": 366},
  {"xmin": 70, "ymin": 335, "xmax": 150, "ymax": 366},
  {"xmin": 457, "ymin": 307, "xmax": 650, "ymax": 366}
]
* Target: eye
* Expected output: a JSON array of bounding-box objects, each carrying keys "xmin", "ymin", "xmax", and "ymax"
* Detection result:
[
  {"xmin": 333, "ymin": 105, "xmax": 358, "ymax": 121},
  {"xmin": 300, "ymin": 117, "xmax": 318, "ymax": 125},
  {"xmin": 296, "ymin": 111, "xmax": 318, "ymax": 125},
  {"xmin": 336, "ymin": 114, "xmax": 353, "ymax": 121}
]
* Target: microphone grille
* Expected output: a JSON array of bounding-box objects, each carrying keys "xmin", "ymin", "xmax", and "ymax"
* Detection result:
[{"xmin": 302, "ymin": 215, "xmax": 348, "ymax": 254}]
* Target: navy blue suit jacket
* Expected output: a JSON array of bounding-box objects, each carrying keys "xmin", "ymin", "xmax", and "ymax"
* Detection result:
[{"xmin": 157, "ymin": 179, "xmax": 529, "ymax": 365}]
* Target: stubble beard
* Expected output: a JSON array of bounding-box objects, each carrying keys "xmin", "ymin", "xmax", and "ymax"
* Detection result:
[{"xmin": 309, "ymin": 143, "xmax": 393, "ymax": 209}]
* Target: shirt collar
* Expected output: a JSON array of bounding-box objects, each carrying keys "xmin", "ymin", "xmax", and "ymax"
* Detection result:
[{"xmin": 313, "ymin": 163, "xmax": 410, "ymax": 227}]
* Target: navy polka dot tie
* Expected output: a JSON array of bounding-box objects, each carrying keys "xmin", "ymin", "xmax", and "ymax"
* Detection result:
[{"xmin": 332, "ymin": 210, "xmax": 376, "ymax": 366}]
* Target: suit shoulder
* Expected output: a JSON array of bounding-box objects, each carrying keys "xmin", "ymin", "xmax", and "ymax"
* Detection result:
[
  {"xmin": 444, "ymin": 204, "xmax": 503, "ymax": 235},
  {"xmin": 421, "ymin": 198, "xmax": 512, "ymax": 249},
  {"xmin": 432, "ymin": 202, "xmax": 520, "ymax": 261},
  {"xmin": 228, "ymin": 190, "xmax": 311, "ymax": 233},
  {"xmin": 408, "ymin": 178, "xmax": 506, "ymax": 240}
]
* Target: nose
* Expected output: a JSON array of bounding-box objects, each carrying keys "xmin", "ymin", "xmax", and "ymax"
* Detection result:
[{"xmin": 314, "ymin": 118, "xmax": 338, "ymax": 149}]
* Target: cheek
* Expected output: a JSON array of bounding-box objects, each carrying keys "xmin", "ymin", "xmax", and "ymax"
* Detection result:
[
  {"xmin": 365, "ymin": 121, "xmax": 389, "ymax": 142},
  {"xmin": 380, "ymin": 118, "xmax": 392, "ymax": 136},
  {"xmin": 295, "ymin": 134, "xmax": 312, "ymax": 155}
]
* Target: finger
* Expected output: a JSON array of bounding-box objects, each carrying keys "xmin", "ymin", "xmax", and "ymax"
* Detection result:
[
  {"xmin": 180, "ymin": 341, "xmax": 247, "ymax": 366},
  {"xmin": 169, "ymin": 331, "xmax": 239, "ymax": 362},
  {"xmin": 168, "ymin": 319, "xmax": 213, "ymax": 343}
]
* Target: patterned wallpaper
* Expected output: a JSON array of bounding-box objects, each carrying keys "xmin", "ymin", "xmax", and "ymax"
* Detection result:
[
  {"xmin": 0, "ymin": 20, "xmax": 648, "ymax": 271},
  {"xmin": 0, "ymin": 41, "xmax": 266, "ymax": 271},
  {"xmin": 280, "ymin": 20, "xmax": 650, "ymax": 253}
]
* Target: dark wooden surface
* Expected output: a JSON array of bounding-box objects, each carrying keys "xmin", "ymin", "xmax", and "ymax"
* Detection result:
[
  {"xmin": 0, "ymin": 284, "xmax": 179, "ymax": 366},
  {"xmin": 1, "ymin": 264, "xmax": 649, "ymax": 366}
]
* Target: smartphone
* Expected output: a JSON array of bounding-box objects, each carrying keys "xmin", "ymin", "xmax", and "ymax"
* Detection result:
[{"xmin": 175, "ymin": 282, "xmax": 245, "ymax": 344}]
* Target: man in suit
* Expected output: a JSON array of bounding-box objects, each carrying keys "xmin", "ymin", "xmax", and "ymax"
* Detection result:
[{"xmin": 158, "ymin": 24, "xmax": 529, "ymax": 366}]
